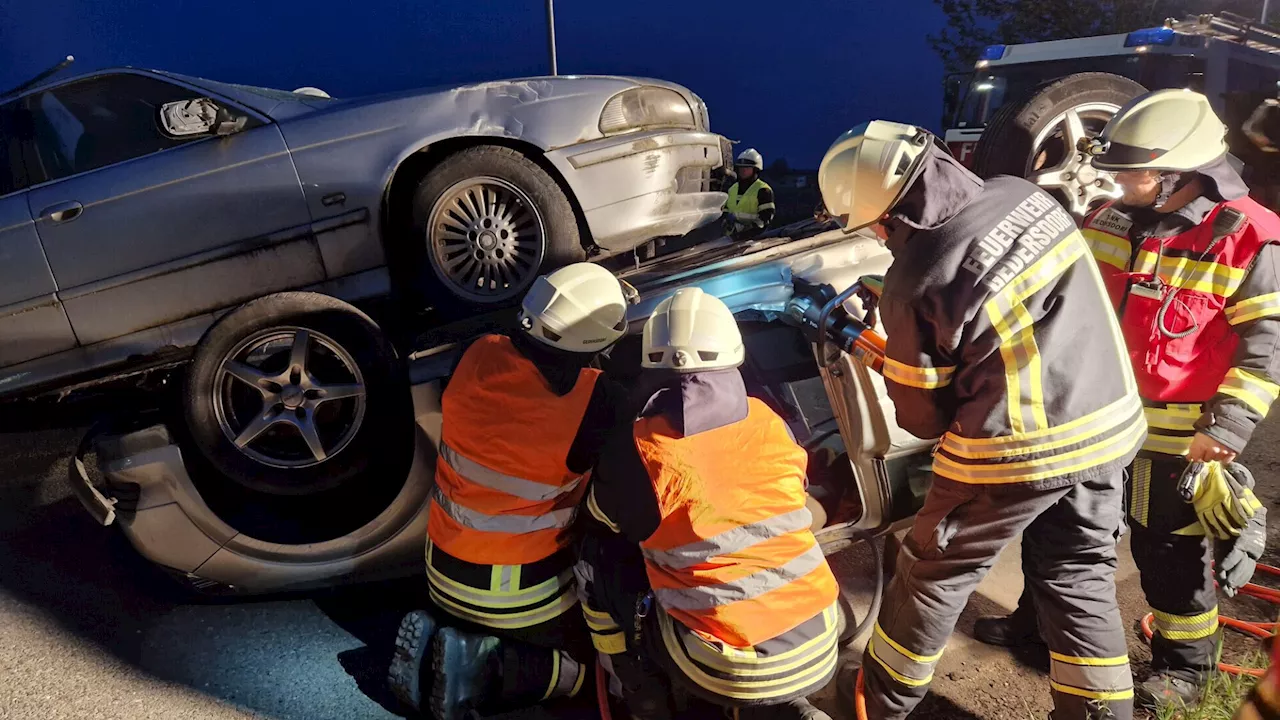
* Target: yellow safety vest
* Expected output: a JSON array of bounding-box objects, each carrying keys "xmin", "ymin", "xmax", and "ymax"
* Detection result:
[{"xmin": 726, "ymin": 178, "xmax": 773, "ymax": 228}]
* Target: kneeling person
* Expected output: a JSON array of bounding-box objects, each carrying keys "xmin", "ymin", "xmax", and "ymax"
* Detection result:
[
  {"xmin": 581, "ymin": 287, "xmax": 840, "ymax": 720},
  {"xmin": 388, "ymin": 262, "xmax": 629, "ymax": 719}
]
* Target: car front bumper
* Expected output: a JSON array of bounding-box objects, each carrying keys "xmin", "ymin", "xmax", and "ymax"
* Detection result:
[{"xmin": 547, "ymin": 129, "xmax": 727, "ymax": 253}]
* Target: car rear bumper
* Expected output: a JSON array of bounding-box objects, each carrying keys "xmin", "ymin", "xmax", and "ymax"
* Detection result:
[{"xmin": 547, "ymin": 129, "xmax": 728, "ymax": 253}]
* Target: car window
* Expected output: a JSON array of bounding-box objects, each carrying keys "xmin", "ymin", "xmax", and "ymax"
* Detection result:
[
  {"xmin": 0, "ymin": 101, "xmax": 31, "ymax": 195},
  {"xmin": 24, "ymin": 73, "xmax": 211, "ymax": 181}
]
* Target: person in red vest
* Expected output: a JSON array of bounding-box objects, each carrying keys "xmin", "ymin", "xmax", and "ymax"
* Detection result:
[
  {"xmin": 578, "ymin": 286, "xmax": 840, "ymax": 720},
  {"xmin": 386, "ymin": 262, "xmax": 630, "ymax": 720},
  {"xmin": 975, "ymin": 89, "xmax": 1279, "ymax": 710}
]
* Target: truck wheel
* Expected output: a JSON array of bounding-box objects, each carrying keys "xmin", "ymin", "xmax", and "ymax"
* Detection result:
[
  {"xmin": 184, "ymin": 292, "xmax": 413, "ymax": 497},
  {"xmin": 412, "ymin": 146, "xmax": 585, "ymax": 309},
  {"xmin": 972, "ymin": 72, "xmax": 1146, "ymax": 218}
]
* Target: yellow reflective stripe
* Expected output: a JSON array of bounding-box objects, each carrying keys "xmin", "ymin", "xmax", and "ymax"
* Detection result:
[
  {"xmin": 657, "ymin": 610, "xmax": 838, "ymax": 700},
  {"xmin": 1143, "ymin": 404, "xmax": 1201, "ymax": 431},
  {"xmin": 1141, "ymin": 432, "xmax": 1192, "ymax": 456},
  {"xmin": 1083, "ymin": 228, "xmax": 1130, "ymax": 271},
  {"xmin": 586, "ymin": 487, "xmax": 620, "ymax": 533},
  {"xmin": 941, "ymin": 392, "xmax": 1138, "ymax": 457},
  {"xmin": 986, "ymin": 234, "xmax": 1085, "ymax": 433},
  {"xmin": 1130, "ymin": 458, "xmax": 1152, "ymax": 527},
  {"xmin": 867, "ymin": 623, "xmax": 943, "ymax": 688},
  {"xmin": 681, "ymin": 605, "xmax": 838, "ymax": 677},
  {"xmin": 882, "ymin": 358, "xmax": 957, "ymax": 389},
  {"xmin": 933, "ymin": 414, "xmax": 1146, "ymax": 484},
  {"xmin": 591, "ymin": 630, "xmax": 627, "ymax": 654},
  {"xmin": 873, "ymin": 624, "xmax": 944, "ymax": 663},
  {"xmin": 542, "ymin": 651, "xmax": 560, "ymax": 701},
  {"xmin": 1077, "ymin": 238, "xmax": 1138, "ymax": 394},
  {"xmin": 1049, "ymin": 652, "xmax": 1129, "ymax": 667},
  {"xmin": 429, "ymin": 583, "xmax": 578, "ymax": 630},
  {"xmin": 426, "ymin": 543, "xmax": 566, "ymax": 606},
  {"xmin": 1218, "ymin": 368, "xmax": 1280, "ymax": 415},
  {"xmin": 1135, "ymin": 250, "xmax": 1247, "ymax": 296},
  {"xmin": 1152, "ymin": 607, "xmax": 1219, "ymax": 641},
  {"xmin": 569, "ymin": 661, "xmax": 586, "ymax": 697},
  {"xmin": 1228, "ymin": 291, "xmax": 1280, "ymax": 325},
  {"xmin": 1050, "ymin": 682, "xmax": 1135, "ymax": 701}
]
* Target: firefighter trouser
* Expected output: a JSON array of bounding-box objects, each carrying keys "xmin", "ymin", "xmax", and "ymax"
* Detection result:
[
  {"xmin": 1127, "ymin": 452, "xmax": 1223, "ymax": 683},
  {"xmin": 863, "ymin": 472, "xmax": 1133, "ymax": 720}
]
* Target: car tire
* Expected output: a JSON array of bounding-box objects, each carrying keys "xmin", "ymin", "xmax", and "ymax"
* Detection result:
[
  {"xmin": 410, "ymin": 145, "xmax": 585, "ymax": 311},
  {"xmin": 971, "ymin": 72, "xmax": 1146, "ymax": 218},
  {"xmin": 183, "ymin": 292, "xmax": 413, "ymax": 497}
]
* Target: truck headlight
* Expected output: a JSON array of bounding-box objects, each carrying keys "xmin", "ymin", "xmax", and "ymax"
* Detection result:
[{"xmin": 598, "ymin": 87, "xmax": 696, "ymax": 135}]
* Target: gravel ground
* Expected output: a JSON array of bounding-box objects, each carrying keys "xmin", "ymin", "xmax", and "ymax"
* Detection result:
[{"xmin": 1, "ymin": 400, "xmax": 1277, "ymax": 720}]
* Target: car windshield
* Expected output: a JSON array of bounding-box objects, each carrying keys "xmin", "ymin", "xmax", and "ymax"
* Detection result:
[{"xmin": 952, "ymin": 55, "xmax": 1144, "ymax": 129}]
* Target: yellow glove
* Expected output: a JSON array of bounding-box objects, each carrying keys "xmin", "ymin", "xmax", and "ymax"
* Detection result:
[{"xmin": 1183, "ymin": 461, "xmax": 1262, "ymax": 540}]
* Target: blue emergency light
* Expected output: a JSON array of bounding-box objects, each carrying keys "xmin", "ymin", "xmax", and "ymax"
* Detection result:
[
  {"xmin": 979, "ymin": 45, "xmax": 1007, "ymax": 61},
  {"xmin": 1124, "ymin": 26, "xmax": 1176, "ymax": 47}
]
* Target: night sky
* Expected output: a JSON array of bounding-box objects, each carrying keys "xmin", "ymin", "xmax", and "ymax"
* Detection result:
[{"xmin": 0, "ymin": 0, "xmax": 947, "ymax": 168}]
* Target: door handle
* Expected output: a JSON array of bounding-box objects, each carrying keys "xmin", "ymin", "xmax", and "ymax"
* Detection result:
[{"xmin": 40, "ymin": 201, "xmax": 84, "ymax": 224}]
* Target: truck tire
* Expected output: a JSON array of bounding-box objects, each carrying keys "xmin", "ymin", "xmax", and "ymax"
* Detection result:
[
  {"xmin": 972, "ymin": 72, "xmax": 1146, "ymax": 218},
  {"xmin": 412, "ymin": 146, "xmax": 585, "ymax": 310},
  {"xmin": 184, "ymin": 292, "xmax": 413, "ymax": 497}
]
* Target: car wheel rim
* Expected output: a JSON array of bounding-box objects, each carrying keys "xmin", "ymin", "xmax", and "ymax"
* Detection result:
[
  {"xmin": 1026, "ymin": 102, "xmax": 1123, "ymax": 218},
  {"xmin": 212, "ymin": 327, "xmax": 367, "ymax": 470},
  {"xmin": 427, "ymin": 177, "xmax": 547, "ymax": 303}
]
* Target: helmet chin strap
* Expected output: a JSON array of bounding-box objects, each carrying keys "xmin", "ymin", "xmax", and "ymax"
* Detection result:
[{"xmin": 1154, "ymin": 171, "xmax": 1183, "ymax": 209}]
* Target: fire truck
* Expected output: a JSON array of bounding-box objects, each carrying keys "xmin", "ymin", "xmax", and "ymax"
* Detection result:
[{"xmin": 942, "ymin": 12, "xmax": 1280, "ymax": 216}]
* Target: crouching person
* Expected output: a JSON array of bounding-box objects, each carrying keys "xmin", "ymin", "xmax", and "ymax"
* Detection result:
[
  {"xmin": 388, "ymin": 262, "xmax": 630, "ymax": 719},
  {"xmin": 580, "ymin": 287, "xmax": 840, "ymax": 720}
]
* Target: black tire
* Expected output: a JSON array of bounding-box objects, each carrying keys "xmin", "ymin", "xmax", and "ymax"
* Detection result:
[
  {"xmin": 972, "ymin": 72, "xmax": 1146, "ymax": 217},
  {"xmin": 410, "ymin": 145, "xmax": 585, "ymax": 311},
  {"xmin": 183, "ymin": 292, "xmax": 413, "ymax": 497}
]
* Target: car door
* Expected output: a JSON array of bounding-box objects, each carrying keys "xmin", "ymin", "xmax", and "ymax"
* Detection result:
[
  {"xmin": 0, "ymin": 99, "xmax": 78, "ymax": 370},
  {"xmin": 22, "ymin": 71, "xmax": 318, "ymax": 346}
]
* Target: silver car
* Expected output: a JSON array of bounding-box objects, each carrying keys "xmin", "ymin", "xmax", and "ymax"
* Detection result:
[{"xmin": 0, "ymin": 66, "xmax": 726, "ymax": 490}]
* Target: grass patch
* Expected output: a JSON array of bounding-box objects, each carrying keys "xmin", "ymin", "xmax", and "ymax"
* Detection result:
[{"xmin": 1150, "ymin": 654, "xmax": 1267, "ymax": 720}]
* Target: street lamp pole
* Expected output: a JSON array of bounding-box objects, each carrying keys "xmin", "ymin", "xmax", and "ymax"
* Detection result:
[
  {"xmin": 1264, "ymin": 0, "xmax": 1272, "ymax": 25},
  {"xmin": 546, "ymin": 0, "xmax": 559, "ymax": 76}
]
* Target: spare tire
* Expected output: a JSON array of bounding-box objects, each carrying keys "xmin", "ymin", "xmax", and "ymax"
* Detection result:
[
  {"xmin": 184, "ymin": 292, "xmax": 413, "ymax": 497},
  {"xmin": 972, "ymin": 72, "xmax": 1146, "ymax": 218}
]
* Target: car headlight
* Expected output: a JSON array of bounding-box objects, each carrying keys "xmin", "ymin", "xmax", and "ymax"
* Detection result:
[{"xmin": 598, "ymin": 87, "xmax": 696, "ymax": 135}]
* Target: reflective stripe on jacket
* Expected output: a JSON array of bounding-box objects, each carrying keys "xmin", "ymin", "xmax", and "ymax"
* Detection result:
[
  {"xmin": 880, "ymin": 172, "xmax": 1144, "ymax": 488},
  {"xmin": 1082, "ymin": 198, "xmax": 1280, "ymax": 452},
  {"xmin": 633, "ymin": 397, "xmax": 839, "ymax": 648},
  {"xmin": 429, "ymin": 334, "xmax": 598, "ymax": 566},
  {"xmin": 726, "ymin": 178, "xmax": 774, "ymax": 228}
]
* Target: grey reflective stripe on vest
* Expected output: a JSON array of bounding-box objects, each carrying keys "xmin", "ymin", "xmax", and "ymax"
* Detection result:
[
  {"xmin": 654, "ymin": 544, "xmax": 825, "ymax": 611},
  {"xmin": 431, "ymin": 487, "xmax": 576, "ymax": 534},
  {"xmin": 642, "ymin": 507, "xmax": 815, "ymax": 570},
  {"xmin": 440, "ymin": 441, "xmax": 582, "ymax": 502}
]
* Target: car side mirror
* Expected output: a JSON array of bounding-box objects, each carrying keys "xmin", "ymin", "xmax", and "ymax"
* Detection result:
[{"xmin": 159, "ymin": 98, "xmax": 245, "ymax": 138}]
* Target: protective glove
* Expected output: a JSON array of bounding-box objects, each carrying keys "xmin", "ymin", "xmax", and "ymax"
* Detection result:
[
  {"xmin": 1184, "ymin": 461, "xmax": 1259, "ymax": 540},
  {"xmin": 857, "ymin": 275, "xmax": 885, "ymax": 301},
  {"xmin": 1217, "ymin": 505, "xmax": 1267, "ymax": 598}
]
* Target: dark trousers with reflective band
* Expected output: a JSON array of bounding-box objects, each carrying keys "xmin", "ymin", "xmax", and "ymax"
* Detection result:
[
  {"xmin": 863, "ymin": 471, "xmax": 1132, "ymax": 720},
  {"xmin": 426, "ymin": 539, "xmax": 592, "ymax": 702},
  {"xmin": 1127, "ymin": 452, "xmax": 1222, "ymax": 683}
]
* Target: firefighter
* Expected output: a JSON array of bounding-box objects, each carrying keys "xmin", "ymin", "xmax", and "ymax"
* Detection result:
[
  {"xmin": 386, "ymin": 262, "xmax": 630, "ymax": 720},
  {"xmin": 819, "ymin": 121, "xmax": 1145, "ymax": 719},
  {"xmin": 974, "ymin": 89, "xmax": 1278, "ymax": 709},
  {"xmin": 725, "ymin": 148, "xmax": 777, "ymax": 237},
  {"xmin": 579, "ymin": 287, "xmax": 840, "ymax": 720}
]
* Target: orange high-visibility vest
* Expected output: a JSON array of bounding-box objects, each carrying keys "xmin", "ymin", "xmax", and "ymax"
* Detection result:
[
  {"xmin": 634, "ymin": 397, "xmax": 839, "ymax": 648},
  {"xmin": 428, "ymin": 334, "xmax": 599, "ymax": 566}
]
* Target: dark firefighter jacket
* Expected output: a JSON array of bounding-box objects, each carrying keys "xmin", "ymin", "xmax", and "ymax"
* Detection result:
[{"xmin": 877, "ymin": 143, "xmax": 1144, "ymax": 490}]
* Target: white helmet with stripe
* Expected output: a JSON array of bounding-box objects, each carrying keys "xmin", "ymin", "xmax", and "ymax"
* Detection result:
[
  {"xmin": 735, "ymin": 148, "xmax": 764, "ymax": 170},
  {"xmin": 818, "ymin": 121, "xmax": 931, "ymax": 231},
  {"xmin": 642, "ymin": 287, "xmax": 744, "ymax": 372},
  {"xmin": 519, "ymin": 262, "xmax": 627, "ymax": 353},
  {"xmin": 1089, "ymin": 89, "xmax": 1228, "ymax": 172}
]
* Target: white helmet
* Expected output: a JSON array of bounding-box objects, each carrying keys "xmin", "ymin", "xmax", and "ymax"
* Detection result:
[
  {"xmin": 735, "ymin": 148, "xmax": 764, "ymax": 170},
  {"xmin": 641, "ymin": 287, "xmax": 744, "ymax": 372},
  {"xmin": 519, "ymin": 262, "xmax": 627, "ymax": 353},
  {"xmin": 1090, "ymin": 89, "xmax": 1228, "ymax": 172},
  {"xmin": 818, "ymin": 121, "xmax": 931, "ymax": 231}
]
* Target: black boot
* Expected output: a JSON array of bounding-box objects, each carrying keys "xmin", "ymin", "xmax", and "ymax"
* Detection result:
[
  {"xmin": 431, "ymin": 627, "xmax": 501, "ymax": 720},
  {"xmin": 972, "ymin": 606, "xmax": 1045, "ymax": 648},
  {"xmin": 388, "ymin": 609, "xmax": 441, "ymax": 713},
  {"xmin": 1134, "ymin": 672, "xmax": 1201, "ymax": 711},
  {"xmin": 746, "ymin": 698, "xmax": 832, "ymax": 719}
]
